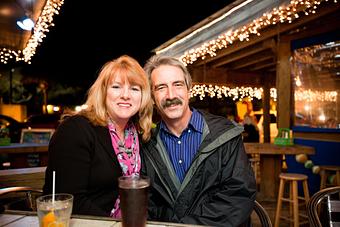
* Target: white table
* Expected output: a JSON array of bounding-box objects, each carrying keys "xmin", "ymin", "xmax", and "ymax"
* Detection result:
[{"xmin": 0, "ymin": 212, "xmax": 206, "ymax": 227}]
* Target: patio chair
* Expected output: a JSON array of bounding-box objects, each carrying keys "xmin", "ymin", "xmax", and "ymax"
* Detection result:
[
  {"xmin": 0, "ymin": 186, "xmax": 43, "ymax": 212},
  {"xmin": 253, "ymin": 200, "xmax": 273, "ymax": 227},
  {"xmin": 307, "ymin": 186, "xmax": 340, "ymax": 227}
]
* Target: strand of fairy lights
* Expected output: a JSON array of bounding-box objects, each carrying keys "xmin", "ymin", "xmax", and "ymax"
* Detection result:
[
  {"xmin": 179, "ymin": 0, "xmax": 338, "ymax": 65},
  {"xmin": 295, "ymin": 89, "xmax": 337, "ymax": 102},
  {"xmin": 0, "ymin": 0, "xmax": 64, "ymax": 64},
  {"xmin": 190, "ymin": 84, "xmax": 337, "ymax": 103},
  {"xmin": 23, "ymin": 0, "xmax": 64, "ymax": 63},
  {"xmin": 190, "ymin": 84, "xmax": 277, "ymax": 101},
  {"xmin": 0, "ymin": 48, "xmax": 22, "ymax": 64}
]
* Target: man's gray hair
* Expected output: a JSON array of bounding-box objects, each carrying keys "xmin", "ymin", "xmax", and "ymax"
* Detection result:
[{"xmin": 144, "ymin": 55, "xmax": 192, "ymax": 89}]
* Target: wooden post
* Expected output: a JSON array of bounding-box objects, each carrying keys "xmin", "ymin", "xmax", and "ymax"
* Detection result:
[
  {"xmin": 276, "ymin": 40, "xmax": 291, "ymax": 129},
  {"xmin": 262, "ymin": 74, "xmax": 271, "ymax": 143},
  {"xmin": 9, "ymin": 68, "xmax": 13, "ymax": 104}
]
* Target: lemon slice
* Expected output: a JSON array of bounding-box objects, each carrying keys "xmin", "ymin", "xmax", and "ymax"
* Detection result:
[{"xmin": 42, "ymin": 211, "xmax": 56, "ymax": 227}]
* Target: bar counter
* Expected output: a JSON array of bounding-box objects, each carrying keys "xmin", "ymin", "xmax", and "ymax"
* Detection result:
[
  {"xmin": 244, "ymin": 142, "xmax": 315, "ymax": 155},
  {"xmin": 0, "ymin": 143, "xmax": 49, "ymax": 154},
  {"xmin": 0, "ymin": 143, "xmax": 49, "ymax": 168},
  {"xmin": 244, "ymin": 142, "xmax": 315, "ymax": 201}
]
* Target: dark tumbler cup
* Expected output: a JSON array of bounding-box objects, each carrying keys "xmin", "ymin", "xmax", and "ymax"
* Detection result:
[{"xmin": 118, "ymin": 175, "xmax": 150, "ymax": 227}]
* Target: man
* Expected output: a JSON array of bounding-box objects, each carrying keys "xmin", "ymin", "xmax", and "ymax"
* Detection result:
[{"xmin": 142, "ymin": 55, "xmax": 256, "ymax": 227}]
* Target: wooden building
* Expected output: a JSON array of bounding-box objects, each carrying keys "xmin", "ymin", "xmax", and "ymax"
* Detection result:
[{"xmin": 153, "ymin": 0, "xmax": 340, "ymax": 194}]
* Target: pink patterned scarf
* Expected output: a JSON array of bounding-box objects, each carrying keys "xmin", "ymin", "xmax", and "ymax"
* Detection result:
[{"xmin": 107, "ymin": 120, "xmax": 140, "ymax": 218}]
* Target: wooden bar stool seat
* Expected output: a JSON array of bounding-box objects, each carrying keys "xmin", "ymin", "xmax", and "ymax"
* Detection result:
[
  {"xmin": 319, "ymin": 165, "xmax": 340, "ymax": 189},
  {"xmin": 274, "ymin": 173, "xmax": 310, "ymax": 227}
]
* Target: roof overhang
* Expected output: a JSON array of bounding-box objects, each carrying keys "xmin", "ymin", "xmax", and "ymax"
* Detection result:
[
  {"xmin": 154, "ymin": 0, "xmax": 339, "ymax": 67},
  {"xmin": 0, "ymin": 0, "xmax": 64, "ymax": 64}
]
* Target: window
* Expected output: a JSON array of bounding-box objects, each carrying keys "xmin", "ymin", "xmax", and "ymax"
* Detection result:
[{"xmin": 292, "ymin": 37, "xmax": 340, "ymax": 129}]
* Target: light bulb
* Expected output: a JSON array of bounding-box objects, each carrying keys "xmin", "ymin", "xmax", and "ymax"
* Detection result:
[{"xmin": 17, "ymin": 18, "xmax": 34, "ymax": 31}]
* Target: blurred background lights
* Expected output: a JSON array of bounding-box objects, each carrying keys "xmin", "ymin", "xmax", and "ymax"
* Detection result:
[
  {"xmin": 75, "ymin": 104, "xmax": 88, "ymax": 112},
  {"xmin": 304, "ymin": 105, "xmax": 311, "ymax": 111},
  {"xmin": 46, "ymin": 105, "xmax": 54, "ymax": 113},
  {"xmin": 318, "ymin": 114, "xmax": 326, "ymax": 122},
  {"xmin": 46, "ymin": 105, "xmax": 61, "ymax": 114},
  {"xmin": 295, "ymin": 76, "xmax": 302, "ymax": 87},
  {"xmin": 75, "ymin": 106, "xmax": 82, "ymax": 112}
]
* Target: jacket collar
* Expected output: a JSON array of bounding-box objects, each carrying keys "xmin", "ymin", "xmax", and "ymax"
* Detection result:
[{"xmin": 94, "ymin": 124, "xmax": 121, "ymax": 168}]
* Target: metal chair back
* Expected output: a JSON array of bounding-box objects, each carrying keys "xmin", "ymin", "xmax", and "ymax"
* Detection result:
[
  {"xmin": 307, "ymin": 186, "xmax": 340, "ymax": 227},
  {"xmin": 253, "ymin": 200, "xmax": 273, "ymax": 227},
  {"xmin": 0, "ymin": 186, "xmax": 43, "ymax": 212}
]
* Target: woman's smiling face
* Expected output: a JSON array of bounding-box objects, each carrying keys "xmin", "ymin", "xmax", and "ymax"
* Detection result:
[{"xmin": 106, "ymin": 74, "xmax": 142, "ymax": 124}]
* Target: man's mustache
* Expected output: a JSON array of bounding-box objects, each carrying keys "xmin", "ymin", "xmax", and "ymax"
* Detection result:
[{"xmin": 161, "ymin": 98, "xmax": 182, "ymax": 109}]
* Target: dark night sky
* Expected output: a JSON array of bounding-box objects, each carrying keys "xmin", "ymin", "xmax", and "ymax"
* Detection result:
[{"xmin": 21, "ymin": 0, "xmax": 234, "ymax": 104}]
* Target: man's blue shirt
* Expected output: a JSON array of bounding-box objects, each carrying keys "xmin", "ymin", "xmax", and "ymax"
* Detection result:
[{"xmin": 160, "ymin": 108, "xmax": 203, "ymax": 182}]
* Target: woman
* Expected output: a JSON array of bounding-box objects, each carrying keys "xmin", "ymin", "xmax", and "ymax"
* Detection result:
[{"xmin": 43, "ymin": 55, "xmax": 153, "ymax": 217}]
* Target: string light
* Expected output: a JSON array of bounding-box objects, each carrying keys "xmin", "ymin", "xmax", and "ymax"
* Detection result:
[
  {"xmin": 295, "ymin": 89, "xmax": 338, "ymax": 102},
  {"xmin": 176, "ymin": 0, "xmax": 338, "ymax": 65},
  {"xmin": 0, "ymin": 0, "xmax": 64, "ymax": 64},
  {"xmin": 190, "ymin": 84, "xmax": 337, "ymax": 103},
  {"xmin": 190, "ymin": 84, "xmax": 276, "ymax": 101},
  {"xmin": 0, "ymin": 48, "xmax": 22, "ymax": 64}
]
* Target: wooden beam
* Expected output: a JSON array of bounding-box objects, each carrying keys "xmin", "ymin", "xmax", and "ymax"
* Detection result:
[
  {"xmin": 251, "ymin": 62, "xmax": 276, "ymax": 71},
  {"xmin": 211, "ymin": 39, "xmax": 276, "ymax": 68},
  {"xmin": 232, "ymin": 54, "xmax": 273, "ymax": 70},
  {"xmin": 189, "ymin": 66, "xmax": 271, "ymax": 86},
  {"xmin": 294, "ymin": 132, "xmax": 340, "ymax": 143}
]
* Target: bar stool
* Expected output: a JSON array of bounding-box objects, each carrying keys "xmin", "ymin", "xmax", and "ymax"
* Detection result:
[
  {"xmin": 274, "ymin": 173, "xmax": 310, "ymax": 227},
  {"xmin": 319, "ymin": 165, "xmax": 340, "ymax": 189}
]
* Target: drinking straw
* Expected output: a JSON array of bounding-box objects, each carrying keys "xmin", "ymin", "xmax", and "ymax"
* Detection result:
[{"xmin": 52, "ymin": 171, "xmax": 55, "ymax": 204}]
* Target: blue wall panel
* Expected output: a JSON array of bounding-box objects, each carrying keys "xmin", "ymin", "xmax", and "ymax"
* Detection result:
[{"xmin": 286, "ymin": 139, "xmax": 340, "ymax": 195}]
